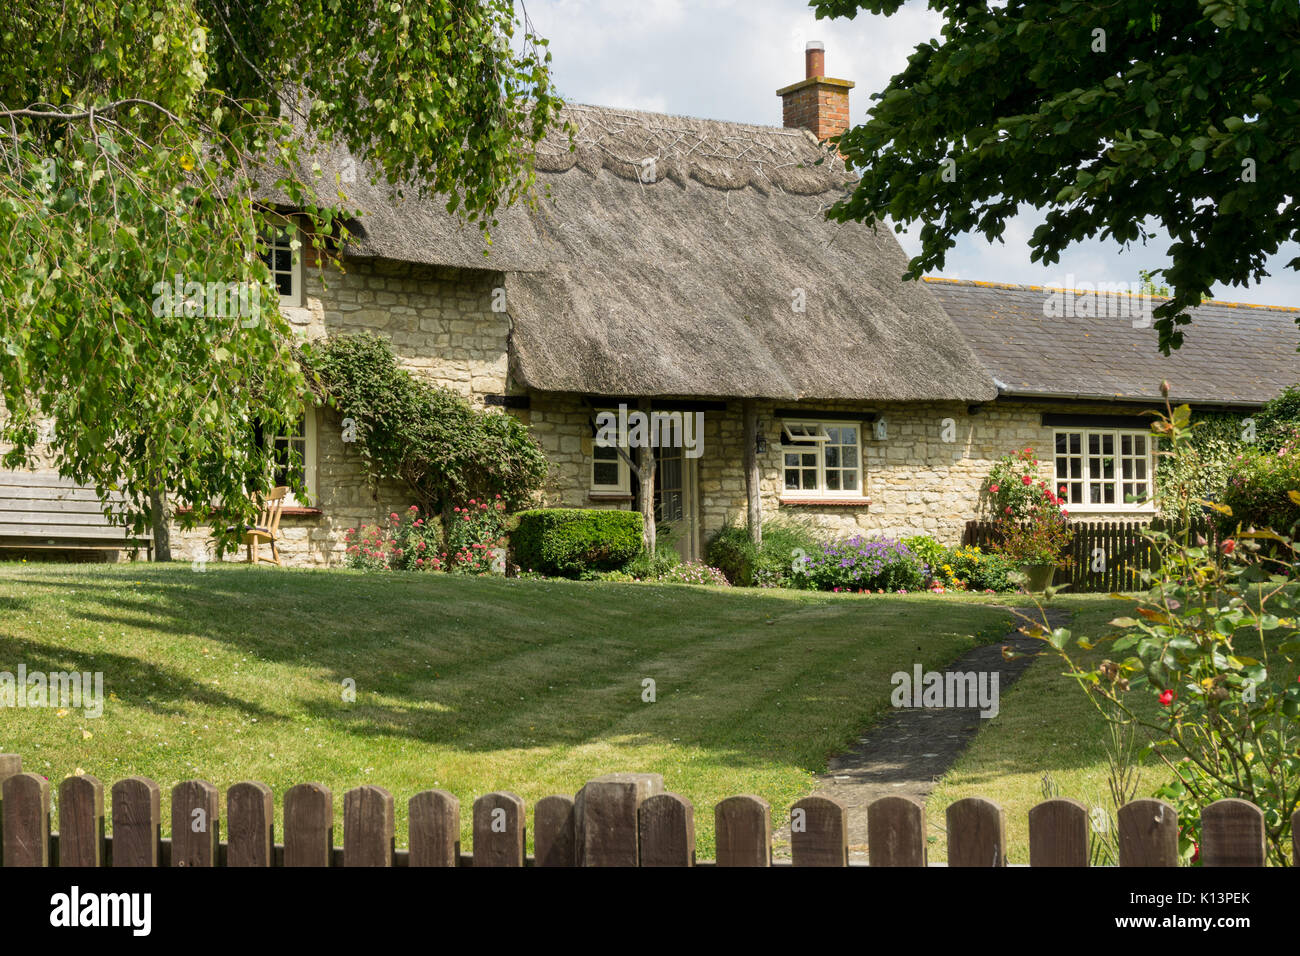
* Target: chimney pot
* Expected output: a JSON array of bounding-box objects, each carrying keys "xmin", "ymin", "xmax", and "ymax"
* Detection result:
[{"xmin": 805, "ymin": 41, "xmax": 825, "ymax": 79}]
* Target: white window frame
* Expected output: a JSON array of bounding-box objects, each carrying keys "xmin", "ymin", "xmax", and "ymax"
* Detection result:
[
  {"xmin": 259, "ymin": 216, "xmax": 304, "ymax": 308},
  {"xmin": 590, "ymin": 411, "xmax": 631, "ymax": 494},
  {"xmin": 1052, "ymin": 427, "xmax": 1155, "ymax": 512},
  {"xmin": 268, "ymin": 409, "xmax": 317, "ymax": 508},
  {"xmin": 780, "ymin": 420, "xmax": 864, "ymax": 498}
]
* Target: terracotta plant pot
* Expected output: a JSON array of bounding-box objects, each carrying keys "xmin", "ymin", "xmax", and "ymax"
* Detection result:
[{"xmin": 1020, "ymin": 563, "xmax": 1056, "ymax": 592}]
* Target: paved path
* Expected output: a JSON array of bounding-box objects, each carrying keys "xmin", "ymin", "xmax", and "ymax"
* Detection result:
[{"xmin": 773, "ymin": 607, "xmax": 1068, "ymax": 863}]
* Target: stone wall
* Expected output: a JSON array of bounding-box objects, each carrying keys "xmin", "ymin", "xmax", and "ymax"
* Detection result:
[
  {"xmin": 524, "ymin": 393, "xmax": 1160, "ymax": 554},
  {"xmin": 171, "ymin": 257, "xmax": 518, "ymax": 568}
]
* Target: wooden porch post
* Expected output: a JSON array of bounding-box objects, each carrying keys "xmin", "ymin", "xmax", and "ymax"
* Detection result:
[
  {"xmin": 639, "ymin": 399, "xmax": 657, "ymax": 555},
  {"xmin": 743, "ymin": 399, "xmax": 762, "ymax": 547}
]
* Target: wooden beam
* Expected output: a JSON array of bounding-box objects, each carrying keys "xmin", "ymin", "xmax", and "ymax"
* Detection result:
[{"xmin": 743, "ymin": 399, "xmax": 762, "ymax": 547}]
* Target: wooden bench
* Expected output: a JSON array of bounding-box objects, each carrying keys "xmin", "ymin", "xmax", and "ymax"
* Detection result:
[{"xmin": 0, "ymin": 471, "xmax": 153, "ymax": 558}]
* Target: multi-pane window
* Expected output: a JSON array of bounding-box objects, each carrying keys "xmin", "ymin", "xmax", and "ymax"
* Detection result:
[
  {"xmin": 258, "ymin": 225, "xmax": 301, "ymax": 305},
  {"xmin": 591, "ymin": 412, "xmax": 630, "ymax": 493},
  {"xmin": 1054, "ymin": 429, "xmax": 1153, "ymax": 510},
  {"xmin": 265, "ymin": 411, "xmax": 316, "ymax": 507},
  {"xmin": 781, "ymin": 421, "xmax": 862, "ymax": 497}
]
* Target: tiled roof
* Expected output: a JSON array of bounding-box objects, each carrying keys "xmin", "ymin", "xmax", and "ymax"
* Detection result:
[{"xmin": 924, "ymin": 278, "xmax": 1300, "ymax": 407}]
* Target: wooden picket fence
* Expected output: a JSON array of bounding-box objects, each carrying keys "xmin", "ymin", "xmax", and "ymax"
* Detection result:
[
  {"xmin": 1, "ymin": 756, "xmax": 1294, "ymax": 866},
  {"xmin": 962, "ymin": 517, "xmax": 1221, "ymax": 593}
]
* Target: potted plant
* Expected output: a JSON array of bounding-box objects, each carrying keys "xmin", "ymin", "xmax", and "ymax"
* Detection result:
[
  {"xmin": 994, "ymin": 509, "xmax": 1073, "ymax": 590},
  {"xmin": 984, "ymin": 447, "xmax": 1074, "ymax": 591}
]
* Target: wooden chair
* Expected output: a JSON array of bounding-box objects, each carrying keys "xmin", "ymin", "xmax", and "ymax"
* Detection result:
[{"xmin": 242, "ymin": 486, "xmax": 289, "ymax": 566}]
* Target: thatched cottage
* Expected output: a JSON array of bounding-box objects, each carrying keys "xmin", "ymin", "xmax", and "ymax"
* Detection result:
[{"xmin": 7, "ymin": 45, "xmax": 1300, "ymax": 566}]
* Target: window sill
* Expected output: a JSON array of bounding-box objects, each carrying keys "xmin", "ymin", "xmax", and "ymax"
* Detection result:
[
  {"xmin": 779, "ymin": 497, "xmax": 871, "ymax": 507},
  {"xmin": 588, "ymin": 492, "xmax": 634, "ymax": 503}
]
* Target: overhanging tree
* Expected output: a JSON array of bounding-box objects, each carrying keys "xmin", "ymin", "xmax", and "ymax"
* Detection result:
[
  {"xmin": 814, "ymin": 0, "xmax": 1300, "ymax": 353},
  {"xmin": 0, "ymin": 1, "xmax": 562, "ymax": 557}
]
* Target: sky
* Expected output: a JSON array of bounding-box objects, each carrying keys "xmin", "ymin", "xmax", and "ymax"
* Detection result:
[{"xmin": 523, "ymin": 0, "xmax": 1300, "ymax": 308}]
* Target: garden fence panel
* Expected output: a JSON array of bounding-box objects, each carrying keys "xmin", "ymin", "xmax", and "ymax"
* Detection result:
[{"xmin": 0, "ymin": 756, "xmax": 1293, "ymax": 867}]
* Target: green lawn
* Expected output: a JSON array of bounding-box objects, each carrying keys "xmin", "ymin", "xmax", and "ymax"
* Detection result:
[{"xmin": 0, "ymin": 562, "xmax": 1013, "ymax": 858}]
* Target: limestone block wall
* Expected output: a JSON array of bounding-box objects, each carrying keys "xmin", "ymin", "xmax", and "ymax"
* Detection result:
[
  {"xmin": 528, "ymin": 394, "xmax": 1161, "ymax": 554},
  {"xmin": 171, "ymin": 256, "xmax": 518, "ymax": 567}
]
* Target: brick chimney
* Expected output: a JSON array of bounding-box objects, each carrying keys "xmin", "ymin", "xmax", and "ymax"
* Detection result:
[{"xmin": 777, "ymin": 41, "xmax": 854, "ymax": 141}]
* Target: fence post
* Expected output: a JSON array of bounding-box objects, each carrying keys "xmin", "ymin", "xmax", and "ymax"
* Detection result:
[
  {"xmin": 409, "ymin": 789, "xmax": 460, "ymax": 867},
  {"xmin": 227, "ymin": 781, "xmax": 274, "ymax": 867},
  {"xmin": 1201, "ymin": 799, "xmax": 1265, "ymax": 867},
  {"xmin": 639, "ymin": 793, "xmax": 695, "ymax": 867},
  {"xmin": 790, "ymin": 795, "xmax": 848, "ymax": 867},
  {"xmin": 111, "ymin": 777, "xmax": 161, "ymax": 867},
  {"xmin": 868, "ymin": 795, "xmax": 927, "ymax": 867},
  {"xmin": 2, "ymin": 772, "xmax": 49, "ymax": 867},
  {"xmin": 575, "ymin": 772, "xmax": 663, "ymax": 866},
  {"xmin": 946, "ymin": 797, "xmax": 1006, "ymax": 867},
  {"xmin": 284, "ymin": 783, "xmax": 334, "ymax": 867},
  {"xmin": 1117, "ymin": 798, "xmax": 1178, "ymax": 866},
  {"xmin": 59, "ymin": 774, "xmax": 105, "ymax": 868},
  {"xmin": 343, "ymin": 785, "xmax": 395, "ymax": 867},
  {"xmin": 1028, "ymin": 798, "xmax": 1089, "ymax": 867},
  {"xmin": 715, "ymin": 795, "xmax": 771, "ymax": 867},
  {"xmin": 533, "ymin": 795, "xmax": 576, "ymax": 867},
  {"xmin": 472, "ymin": 792, "xmax": 525, "ymax": 867},
  {"xmin": 0, "ymin": 754, "xmax": 19, "ymax": 863},
  {"xmin": 171, "ymin": 780, "xmax": 220, "ymax": 867}
]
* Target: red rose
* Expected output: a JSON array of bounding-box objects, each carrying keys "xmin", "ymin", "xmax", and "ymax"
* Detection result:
[
  {"xmin": 1059, "ymin": 485, "xmax": 1067, "ymax": 495},
  {"xmin": 1022, "ymin": 475, "xmax": 1032, "ymax": 485},
  {"xmin": 1004, "ymin": 506, "xmax": 1013, "ymax": 515},
  {"xmin": 989, "ymin": 483, "xmax": 1000, "ymax": 493},
  {"xmin": 1158, "ymin": 690, "xmax": 1175, "ymax": 706},
  {"xmin": 1222, "ymin": 539, "xmax": 1236, "ymax": 554}
]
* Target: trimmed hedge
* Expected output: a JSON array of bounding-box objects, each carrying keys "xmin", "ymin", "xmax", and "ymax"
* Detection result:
[{"xmin": 511, "ymin": 508, "xmax": 644, "ymax": 578}]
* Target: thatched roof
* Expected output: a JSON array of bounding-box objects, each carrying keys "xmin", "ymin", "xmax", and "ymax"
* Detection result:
[
  {"xmin": 301, "ymin": 105, "xmax": 999, "ymax": 403},
  {"xmin": 927, "ymin": 278, "xmax": 1300, "ymax": 407}
]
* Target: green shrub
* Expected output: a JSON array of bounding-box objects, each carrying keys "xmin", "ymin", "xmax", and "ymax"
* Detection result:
[
  {"xmin": 938, "ymin": 545, "xmax": 1017, "ymax": 592},
  {"xmin": 1254, "ymin": 384, "xmax": 1300, "ymax": 451},
  {"xmin": 1218, "ymin": 438, "xmax": 1300, "ymax": 535},
  {"xmin": 307, "ymin": 333, "xmax": 548, "ymax": 513},
  {"xmin": 706, "ymin": 518, "xmax": 824, "ymax": 587},
  {"xmin": 901, "ymin": 534, "xmax": 946, "ymax": 579},
  {"xmin": 625, "ymin": 547, "xmax": 681, "ymax": 580},
  {"xmin": 511, "ymin": 508, "xmax": 644, "ymax": 578}
]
